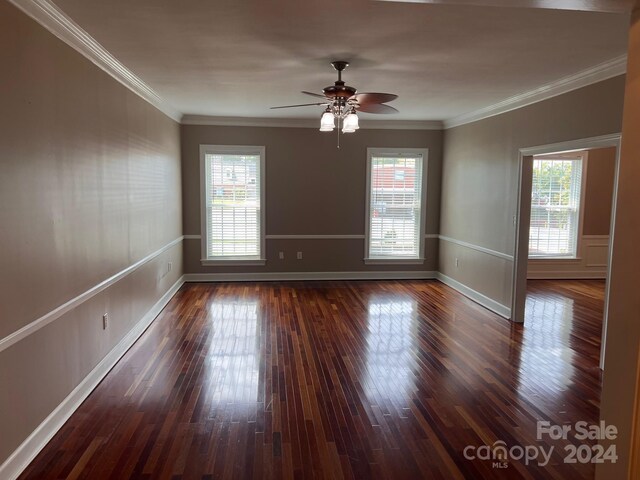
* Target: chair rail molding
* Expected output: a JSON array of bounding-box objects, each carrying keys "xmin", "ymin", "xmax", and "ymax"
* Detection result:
[
  {"xmin": 439, "ymin": 235, "xmax": 514, "ymax": 261},
  {"xmin": 0, "ymin": 237, "xmax": 184, "ymax": 353}
]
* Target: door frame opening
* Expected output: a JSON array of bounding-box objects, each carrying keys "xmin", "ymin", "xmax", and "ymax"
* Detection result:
[{"xmin": 511, "ymin": 133, "xmax": 621, "ymax": 370}]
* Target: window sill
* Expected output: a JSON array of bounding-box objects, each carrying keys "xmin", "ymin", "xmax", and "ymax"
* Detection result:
[
  {"xmin": 364, "ymin": 258, "xmax": 425, "ymax": 265},
  {"xmin": 201, "ymin": 258, "xmax": 267, "ymax": 266},
  {"xmin": 528, "ymin": 257, "xmax": 582, "ymax": 263}
]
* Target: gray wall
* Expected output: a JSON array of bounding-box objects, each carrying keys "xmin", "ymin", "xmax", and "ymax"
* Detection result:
[
  {"xmin": 181, "ymin": 125, "xmax": 443, "ymax": 274},
  {"xmin": 0, "ymin": 0, "xmax": 632, "ymax": 472},
  {"xmin": 583, "ymin": 146, "xmax": 616, "ymax": 236},
  {"xmin": 598, "ymin": 4, "xmax": 640, "ymax": 477},
  {"xmin": 0, "ymin": 1, "xmax": 182, "ymax": 465},
  {"xmin": 439, "ymin": 75, "xmax": 625, "ymax": 310}
]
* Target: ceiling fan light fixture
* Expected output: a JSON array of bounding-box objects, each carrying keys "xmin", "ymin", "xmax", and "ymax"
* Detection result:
[
  {"xmin": 342, "ymin": 111, "xmax": 359, "ymax": 133},
  {"xmin": 320, "ymin": 110, "xmax": 335, "ymax": 131},
  {"xmin": 271, "ymin": 61, "xmax": 397, "ymax": 143}
]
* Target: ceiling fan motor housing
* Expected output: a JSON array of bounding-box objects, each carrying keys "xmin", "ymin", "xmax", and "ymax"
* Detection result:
[
  {"xmin": 270, "ymin": 59, "xmax": 398, "ymax": 114},
  {"xmin": 324, "ymin": 60, "xmax": 357, "ymax": 99},
  {"xmin": 323, "ymin": 83, "xmax": 357, "ymax": 99}
]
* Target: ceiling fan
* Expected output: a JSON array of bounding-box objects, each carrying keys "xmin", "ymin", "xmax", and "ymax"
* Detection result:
[{"xmin": 270, "ymin": 61, "xmax": 399, "ymax": 135}]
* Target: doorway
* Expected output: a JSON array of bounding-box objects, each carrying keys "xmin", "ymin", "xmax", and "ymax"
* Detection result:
[{"xmin": 511, "ymin": 134, "xmax": 621, "ymax": 369}]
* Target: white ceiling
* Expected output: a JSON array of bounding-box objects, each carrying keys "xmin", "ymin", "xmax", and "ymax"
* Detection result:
[{"xmin": 53, "ymin": 0, "xmax": 630, "ymax": 121}]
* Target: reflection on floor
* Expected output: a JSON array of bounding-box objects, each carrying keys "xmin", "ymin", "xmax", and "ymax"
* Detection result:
[{"xmin": 20, "ymin": 279, "xmax": 604, "ymax": 479}]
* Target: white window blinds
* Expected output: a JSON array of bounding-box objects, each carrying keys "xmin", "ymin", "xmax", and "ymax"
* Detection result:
[
  {"xmin": 203, "ymin": 150, "xmax": 263, "ymax": 259},
  {"xmin": 367, "ymin": 152, "xmax": 425, "ymax": 259},
  {"xmin": 529, "ymin": 156, "xmax": 583, "ymax": 258}
]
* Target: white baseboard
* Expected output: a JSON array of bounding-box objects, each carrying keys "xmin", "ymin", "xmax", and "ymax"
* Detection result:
[
  {"xmin": 1, "ymin": 269, "xmax": 516, "ymax": 479},
  {"xmin": 184, "ymin": 271, "xmax": 438, "ymax": 282},
  {"xmin": 436, "ymin": 273, "xmax": 511, "ymax": 319},
  {"xmin": 0, "ymin": 276, "xmax": 185, "ymax": 480},
  {"xmin": 527, "ymin": 271, "xmax": 607, "ymax": 280},
  {"xmin": 185, "ymin": 271, "xmax": 512, "ymax": 320}
]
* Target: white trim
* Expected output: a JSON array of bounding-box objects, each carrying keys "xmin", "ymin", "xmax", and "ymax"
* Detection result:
[
  {"xmin": 577, "ymin": 152, "xmax": 589, "ymax": 257},
  {"xmin": 7, "ymin": 0, "xmax": 180, "ymax": 122},
  {"xmin": 436, "ymin": 273, "xmax": 511, "ymax": 319},
  {"xmin": 528, "ymin": 257, "xmax": 583, "ymax": 263},
  {"xmin": 438, "ymin": 235, "xmax": 514, "ymax": 261},
  {"xmin": 0, "ymin": 276, "xmax": 185, "ymax": 480},
  {"xmin": 595, "ymin": 137, "xmax": 620, "ymax": 370},
  {"xmin": 528, "ymin": 236, "xmax": 610, "ymax": 273},
  {"xmin": 200, "ymin": 258, "xmax": 267, "ymax": 266},
  {"xmin": 184, "ymin": 271, "xmax": 437, "ymax": 282},
  {"xmin": 181, "ymin": 115, "xmax": 443, "ymax": 130},
  {"xmin": 519, "ymin": 134, "xmax": 624, "ymax": 157},
  {"xmin": 265, "ymin": 234, "xmax": 365, "ymax": 240},
  {"xmin": 528, "ymin": 150, "xmax": 588, "ymax": 259},
  {"xmin": 0, "ymin": 237, "xmax": 183, "ymax": 354},
  {"xmin": 527, "ymin": 271, "xmax": 607, "ymax": 280},
  {"xmin": 444, "ymin": 55, "xmax": 627, "ymax": 129},
  {"xmin": 188, "ymin": 234, "xmax": 438, "ymax": 240},
  {"xmin": 375, "ymin": 0, "xmax": 632, "ymax": 13},
  {"xmin": 365, "ymin": 147, "xmax": 429, "ymax": 262},
  {"xmin": 583, "ymin": 234, "xmax": 611, "ymax": 241},
  {"xmin": 585, "ymin": 239, "xmax": 611, "ymax": 268},
  {"xmin": 363, "ymin": 258, "xmax": 425, "ymax": 265},
  {"xmin": 586, "ymin": 262, "xmax": 608, "ymax": 268},
  {"xmin": 199, "ymin": 145, "xmax": 266, "ymax": 263}
]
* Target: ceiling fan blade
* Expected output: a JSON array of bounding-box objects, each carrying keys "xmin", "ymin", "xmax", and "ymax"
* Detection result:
[
  {"xmin": 356, "ymin": 103, "xmax": 399, "ymax": 114},
  {"xmin": 351, "ymin": 92, "xmax": 398, "ymax": 105},
  {"xmin": 301, "ymin": 91, "xmax": 329, "ymax": 99},
  {"xmin": 270, "ymin": 102, "xmax": 328, "ymax": 109}
]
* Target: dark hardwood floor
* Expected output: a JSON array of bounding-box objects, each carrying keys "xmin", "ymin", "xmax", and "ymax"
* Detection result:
[{"xmin": 20, "ymin": 279, "xmax": 605, "ymax": 479}]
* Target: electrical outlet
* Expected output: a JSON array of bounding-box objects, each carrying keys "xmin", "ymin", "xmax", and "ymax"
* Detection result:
[
  {"xmin": 102, "ymin": 313, "xmax": 108, "ymax": 330},
  {"xmin": 297, "ymin": 251, "xmax": 303, "ymax": 260},
  {"xmin": 168, "ymin": 261, "xmax": 172, "ymax": 272},
  {"xmin": 279, "ymin": 251, "xmax": 284, "ymax": 260},
  {"xmin": 455, "ymin": 258, "xmax": 459, "ymax": 268}
]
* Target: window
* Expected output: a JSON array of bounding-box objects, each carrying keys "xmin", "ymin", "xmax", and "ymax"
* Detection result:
[
  {"xmin": 365, "ymin": 148, "xmax": 428, "ymax": 264},
  {"xmin": 528, "ymin": 153, "xmax": 585, "ymax": 258},
  {"xmin": 200, "ymin": 145, "xmax": 265, "ymax": 265}
]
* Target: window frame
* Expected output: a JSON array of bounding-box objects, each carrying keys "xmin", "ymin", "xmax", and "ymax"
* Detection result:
[
  {"xmin": 528, "ymin": 151, "xmax": 588, "ymax": 261},
  {"xmin": 364, "ymin": 147, "xmax": 429, "ymax": 265},
  {"xmin": 199, "ymin": 144, "xmax": 266, "ymax": 266}
]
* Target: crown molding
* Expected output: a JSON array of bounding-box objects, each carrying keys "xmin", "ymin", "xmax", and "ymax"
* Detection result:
[
  {"xmin": 8, "ymin": 0, "xmax": 181, "ymax": 123},
  {"xmin": 376, "ymin": 0, "xmax": 633, "ymax": 14},
  {"xmin": 181, "ymin": 114, "xmax": 444, "ymax": 130},
  {"xmin": 444, "ymin": 55, "xmax": 628, "ymax": 129},
  {"xmin": 9, "ymin": 0, "xmax": 626, "ymax": 131},
  {"xmin": 361, "ymin": 119, "xmax": 444, "ymax": 130}
]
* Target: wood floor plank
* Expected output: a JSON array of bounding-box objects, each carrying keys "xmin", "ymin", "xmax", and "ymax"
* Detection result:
[{"xmin": 19, "ymin": 279, "xmax": 605, "ymax": 479}]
